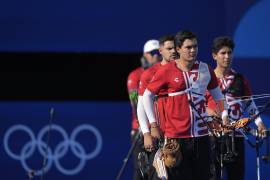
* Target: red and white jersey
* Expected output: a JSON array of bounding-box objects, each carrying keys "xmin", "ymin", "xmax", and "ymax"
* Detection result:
[
  {"xmin": 138, "ymin": 63, "xmax": 162, "ymax": 96},
  {"xmin": 147, "ymin": 61, "xmax": 218, "ymax": 138},
  {"xmin": 138, "ymin": 62, "xmax": 168, "ymax": 132},
  {"xmin": 207, "ymin": 69, "xmax": 252, "ymax": 121},
  {"xmin": 127, "ymin": 67, "xmax": 144, "ymax": 130}
]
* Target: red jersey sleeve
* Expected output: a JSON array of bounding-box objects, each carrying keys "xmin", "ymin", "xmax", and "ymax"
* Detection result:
[
  {"xmin": 147, "ymin": 66, "xmax": 168, "ymax": 95},
  {"xmin": 207, "ymin": 65, "xmax": 219, "ymax": 90},
  {"xmin": 127, "ymin": 69, "xmax": 140, "ymax": 93},
  {"xmin": 138, "ymin": 70, "xmax": 152, "ymax": 96},
  {"xmin": 138, "ymin": 64, "xmax": 161, "ymax": 96}
]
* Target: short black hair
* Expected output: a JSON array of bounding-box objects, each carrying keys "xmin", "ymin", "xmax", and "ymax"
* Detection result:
[
  {"xmin": 159, "ymin": 34, "xmax": 175, "ymax": 46},
  {"xmin": 174, "ymin": 30, "xmax": 197, "ymax": 48},
  {"xmin": 212, "ymin": 36, "xmax": 235, "ymax": 54}
]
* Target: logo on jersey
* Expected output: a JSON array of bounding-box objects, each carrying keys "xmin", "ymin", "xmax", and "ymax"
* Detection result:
[{"xmin": 174, "ymin": 78, "xmax": 179, "ymax": 83}]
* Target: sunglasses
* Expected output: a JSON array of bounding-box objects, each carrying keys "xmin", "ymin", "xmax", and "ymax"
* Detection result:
[{"xmin": 148, "ymin": 49, "xmax": 160, "ymax": 56}]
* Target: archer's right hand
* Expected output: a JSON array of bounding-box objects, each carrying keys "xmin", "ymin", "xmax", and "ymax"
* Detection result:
[
  {"xmin": 144, "ymin": 132, "xmax": 154, "ymax": 152},
  {"xmin": 150, "ymin": 122, "xmax": 161, "ymax": 139}
]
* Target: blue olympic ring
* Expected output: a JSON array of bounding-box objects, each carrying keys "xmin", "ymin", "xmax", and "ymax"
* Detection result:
[
  {"xmin": 37, "ymin": 124, "xmax": 69, "ymax": 159},
  {"xmin": 54, "ymin": 141, "xmax": 87, "ymax": 175},
  {"xmin": 3, "ymin": 124, "xmax": 102, "ymax": 176},
  {"xmin": 21, "ymin": 140, "xmax": 53, "ymax": 176}
]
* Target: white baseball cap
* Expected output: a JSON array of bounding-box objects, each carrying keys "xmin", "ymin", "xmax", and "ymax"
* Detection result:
[{"xmin": 143, "ymin": 39, "xmax": 159, "ymax": 53}]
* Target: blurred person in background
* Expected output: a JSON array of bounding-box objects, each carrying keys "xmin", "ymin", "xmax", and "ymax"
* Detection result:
[
  {"xmin": 137, "ymin": 34, "xmax": 177, "ymax": 150},
  {"xmin": 127, "ymin": 39, "xmax": 161, "ymax": 180},
  {"xmin": 137, "ymin": 34, "xmax": 177, "ymax": 179}
]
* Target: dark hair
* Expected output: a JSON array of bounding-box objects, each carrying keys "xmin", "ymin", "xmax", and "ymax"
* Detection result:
[
  {"xmin": 174, "ymin": 30, "xmax": 197, "ymax": 47},
  {"xmin": 159, "ymin": 34, "xmax": 175, "ymax": 46},
  {"xmin": 212, "ymin": 36, "xmax": 235, "ymax": 54}
]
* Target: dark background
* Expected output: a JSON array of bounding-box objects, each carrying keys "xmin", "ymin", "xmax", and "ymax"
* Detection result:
[{"xmin": 0, "ymin": 52, "xmax": 140, "ymax": 100}]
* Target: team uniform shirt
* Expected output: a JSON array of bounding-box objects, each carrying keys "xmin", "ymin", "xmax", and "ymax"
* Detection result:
[
  {"xmin": 139, "ymin": 63, "xmax": 164, "ymax": 96},
  {"xmin": 138, "ymin": 63, "xmax": 168, "ymax": 133},
  {"xmin": 147, "ymin": 61, "xmax": 219, "ymax": 138},
  {"xmin": 127, "ymin": 67, "xmax": 144, "ymax": 130},
  {"xmin": 206, "ymin": 69, "xmax": 262, "ymax": 131}
]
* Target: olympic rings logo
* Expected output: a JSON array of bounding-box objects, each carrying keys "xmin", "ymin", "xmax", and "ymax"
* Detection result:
[{"xmin": 3, "ymin": 124, "xmax": 102, "ymax": 176}]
